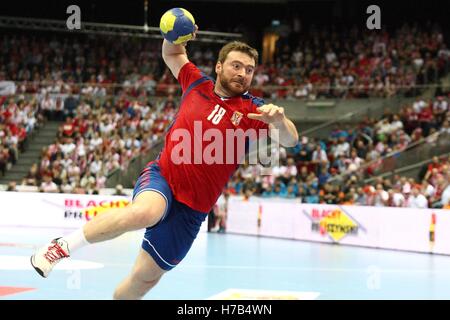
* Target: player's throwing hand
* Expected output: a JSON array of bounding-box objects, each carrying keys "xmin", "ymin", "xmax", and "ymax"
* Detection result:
[
  {"xmin": 247, "ymin": 104, "xmax": 286, "ymax": 124},
  {"xmin": 180, "ymin": 25, "xmax": 199, "ymax": 46}
]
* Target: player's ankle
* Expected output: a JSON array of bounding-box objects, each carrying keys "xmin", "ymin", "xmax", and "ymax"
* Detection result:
[{"xmin": 63, "ymin": 228, "xmax": 90, "ymax": 254}]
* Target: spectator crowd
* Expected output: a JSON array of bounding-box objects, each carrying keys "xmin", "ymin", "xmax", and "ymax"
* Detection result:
[{"xmin": 0, "ymin": 24, "xmax": 449, "ymax": 209}]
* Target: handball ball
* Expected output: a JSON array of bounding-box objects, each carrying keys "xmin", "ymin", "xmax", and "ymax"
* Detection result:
[{"xmin": 160, "ymin": 8, "xmax": 195, "ymax": 45}]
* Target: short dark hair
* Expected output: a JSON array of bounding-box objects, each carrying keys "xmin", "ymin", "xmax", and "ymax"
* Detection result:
[{"xmin": 218, "ymin": 41, "xmax": 259, "ymax": 65}]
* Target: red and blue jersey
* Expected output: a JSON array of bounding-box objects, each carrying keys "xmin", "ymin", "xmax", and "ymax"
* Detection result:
[{"xmin": 157, "ymin": 62, "xmax": 269, "ymax": 213}]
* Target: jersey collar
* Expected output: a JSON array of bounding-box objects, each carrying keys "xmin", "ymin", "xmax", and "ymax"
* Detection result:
[{"xmin": 213, "ymin": 90, "xmax": 248, "ymax": 101}]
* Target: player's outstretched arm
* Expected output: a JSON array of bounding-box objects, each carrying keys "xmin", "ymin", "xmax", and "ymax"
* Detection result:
[
  {"xmin": 248, "ymin": 104, "xmax": 299, "ymax": 147},
  {"xmin": 162, "ymin": 25, "xmax": 198, "ymax": 79}
]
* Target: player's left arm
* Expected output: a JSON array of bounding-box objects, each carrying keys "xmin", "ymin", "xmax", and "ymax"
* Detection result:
[
  {"xmin": 162, "ymin": 25, "xmax": 198, "ymax": 79},
  {"xmin": 247, "ymin": 104, "xmax": 299, "ymax": 147}
]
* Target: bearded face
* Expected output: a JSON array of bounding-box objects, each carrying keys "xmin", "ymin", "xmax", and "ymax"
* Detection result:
[
  {"xmin": 218, "ymin": 69, "xmax": 250, "ymax": 96},
  {"xmin": 216, "ymin": 51, "xmax": 255, "ymax": 97}
]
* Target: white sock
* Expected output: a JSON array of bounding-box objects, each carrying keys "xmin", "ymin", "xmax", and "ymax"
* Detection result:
[{"xmin": 62, "ymin": 228, "xmax": 90, "ymax": 255}]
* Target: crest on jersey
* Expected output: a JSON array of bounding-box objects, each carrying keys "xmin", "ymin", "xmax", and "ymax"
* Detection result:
[{"xmin": 230, "ymin": 111, "xmax": 243, "ymax": 126}]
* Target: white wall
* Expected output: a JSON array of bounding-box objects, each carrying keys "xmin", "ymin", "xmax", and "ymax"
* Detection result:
[
  {"xmin": 226, "ymin": 196, "xmax": 448, "ymax": 255},
  {"xmin": 0, "ymin": 191, "xmax": 207, "ymax": 232}
]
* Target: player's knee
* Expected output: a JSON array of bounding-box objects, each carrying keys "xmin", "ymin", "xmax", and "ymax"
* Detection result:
[
  {"xmin": 133, "ymin": 272, "xmax": 160, "ymax": 287},
  {"xmin": 130, "ymin": 270, "xmax": 162, "ymax": 294},
  {"xmin": 133, "ymin": 260, "xmax": 164, "ymax": 281},
  {"xmin": 113, "ymin": 273, "xmax": 162, "ymax": 300},
  {"xmin": 127, "ymin": 203, "xmax": 163, "ymax": 229}
]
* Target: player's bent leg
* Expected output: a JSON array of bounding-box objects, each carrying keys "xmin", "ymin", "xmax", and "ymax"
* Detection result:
[
  {"xmin": 31, "ymin": 191, "xmax": 167, "ymax": 278},
  {"xmin": 127, "ymin": 190, "xmax": 168, "ymax": 230},
  {"xmin": 84, "ymin": 190, "xmax": 167, "ymax": 243},
  {"xmin": 113, "ymin": 248, "xmax": 165, "ymax": 300}
]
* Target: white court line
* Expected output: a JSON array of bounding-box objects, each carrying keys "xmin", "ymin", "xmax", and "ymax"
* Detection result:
[
  {"xmin": 177, "ymin": 264, "xmax": 450, "ymax": 274},
  {"xmin": 0, "ymin": 255, "xmax": 104, "ymax": 270},
  {"xmin": 98, "ymin": 262, "xmax": 450, "ymax": 274}
]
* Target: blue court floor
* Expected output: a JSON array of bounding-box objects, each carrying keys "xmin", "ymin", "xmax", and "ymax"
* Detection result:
[{"xmin": 1, "ymin": 226, "xmax": 450, "ymax": 300}]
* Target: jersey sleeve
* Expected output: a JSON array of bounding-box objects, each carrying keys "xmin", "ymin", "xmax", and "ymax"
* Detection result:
[{"xmin": 177, "ymin": 62, "xmax": 204, "ymax": 93}]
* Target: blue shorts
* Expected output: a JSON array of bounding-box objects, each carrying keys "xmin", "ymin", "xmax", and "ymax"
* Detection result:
[{"xmin": 132, "ymin": 161, "xmax": 207, "ymax": 271}]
